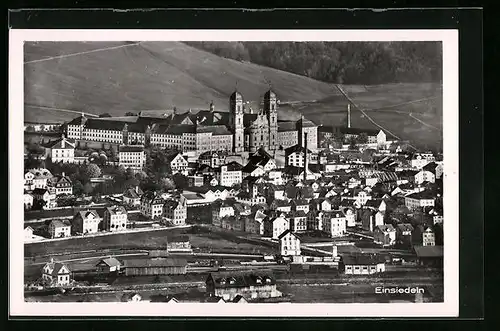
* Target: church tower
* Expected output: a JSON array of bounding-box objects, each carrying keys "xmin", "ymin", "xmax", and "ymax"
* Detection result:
[
  {"xmin": 264, "ymin": 89, "xmax": 278, "ymax": 151},
  {"xmin": 229, "ymin": 90, "xmax": 245, "ymax": 153}
]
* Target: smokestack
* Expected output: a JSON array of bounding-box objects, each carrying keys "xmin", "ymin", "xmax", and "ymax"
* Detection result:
[
  {"xmin": 347, "ymin": 104, "xmax": 351, "ymax": 128},
  {"xmin": 210, "ymin": 101, "xmax": 214, "ymax": 112},
  {"xmin": 304, "ymin": 132, "xmax": 308, "ymax": 182}
]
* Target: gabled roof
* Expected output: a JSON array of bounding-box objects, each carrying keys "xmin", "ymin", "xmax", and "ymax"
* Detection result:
[
  {"xmin": 278, "ymin": 229, "xmax": 300, "ymax": 240},
  {"xmin": 49, "ymin": 220, "xmax": 71, "ymax": 228},
  {"xmin": 97, "ymin": 257, "xmax": 122, "ymax": 267},
  {"xmin": 106, "ymin": 205, "xmax": 127, "ymax": 215},
  {"xmin": 278, "ymin": 121, "xmax": 298, "ymax": 132},
  {"xmin": 376, "ymin": 224, "xmax": 395, "ymax": 232},
  {"xmin": 119, "ymin": 145, "xmax": 145, "ymax": 153},
  {"xmin": 285, "ymin": 144, "xmax": 312, "ymax": 155},
  {"xmin": 76, "ymin": 209, "xmax": 100, "ymax": 220},
  {"xmin": 207, "ymin": 271, "xmax": 276, "ymax": 289},
  {"xmin": 123, "ymin": 186, "xmax": 144, "ymax": 199},
  {"xmin": 414, "ymin": 245, "xmax": 443, "ymax": 258},
  {"xmin": 406, "ymin": 191, "xmax": 436, "ymax": 200},
  {"xmin": 44, "ymin": 261, "xmax": 70, "ymax": 276},
  {"xmin": 397, "ymin": 223, "xmax": 414, "ymax": 232},
  {"xmin": 288, "ymin": 210, "xmax": 307, "ymax": 218},
  {"xmin": 28, "ymin": 168, "xmax": 53, "ymax": 179},
  {"xmin": 342, "ymin": 254, "xmax": 385, "ymax": 266},
  {"xmin": 296, "ymin": 116, "xmax": 317, "ymax": 128},
  {"xmin": 45, "ymin": 137, "xmax": 76, "ymax": 149}
]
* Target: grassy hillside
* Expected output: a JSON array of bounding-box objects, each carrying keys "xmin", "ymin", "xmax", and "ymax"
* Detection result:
[
  {"xmin": 24, "ymin": 41, "xmax": 442, "ymax": 150},
  {"xmin": 24, "ymin": 41, "xmax": 340, "ymax": 121}
]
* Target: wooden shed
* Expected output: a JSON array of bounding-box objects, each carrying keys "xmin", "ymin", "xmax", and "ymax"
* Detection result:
[{"xmin": 123, "ymin": 258, "xmax": 188, "ymax": 276}]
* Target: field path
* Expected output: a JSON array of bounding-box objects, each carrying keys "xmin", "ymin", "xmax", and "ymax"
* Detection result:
[
  {"xmin": 335, "ymin": 84, "xmax": 419, "ymax": 151},
  {"xmin": 24, "ymin": 42, "xmax": 142, "ymax": 64},
  {"xmin": 409, "ymin": 113, "xmax": 440, "ymax": 131},
  {"xmin": 25, "ymin": 104, "xmax": 99, "ymax": 118}
]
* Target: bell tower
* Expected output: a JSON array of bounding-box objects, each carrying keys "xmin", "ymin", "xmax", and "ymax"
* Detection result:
[
  {"xmin": 264, "ymin": 89, "xmax": 278, "ymax": 151},
  {"xmin": 229, "ymin": 90, "xmax": 244, "ymax": 153}
]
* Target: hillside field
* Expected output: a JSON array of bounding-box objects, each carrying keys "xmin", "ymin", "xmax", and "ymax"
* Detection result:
[{"xmin": 24, "ymin": 41, "xmax": 443, "ymax": 150}]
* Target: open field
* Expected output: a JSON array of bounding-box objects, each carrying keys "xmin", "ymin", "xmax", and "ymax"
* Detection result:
[
  {"xmin": 24, "ymin": 226, "xmax": 276, "ymax": 258},
  {"xmin": 24, "ymin": 41, "xmax": 443, "ymax": 150},
  {"xmin": 24, "ymin": 41, "xmax": 340, "ymax": 121}
]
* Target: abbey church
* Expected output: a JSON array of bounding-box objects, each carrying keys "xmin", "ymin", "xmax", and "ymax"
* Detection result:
[{"xmin": 66, "ymin": 89, "xmax": 318, "ymax": 155}]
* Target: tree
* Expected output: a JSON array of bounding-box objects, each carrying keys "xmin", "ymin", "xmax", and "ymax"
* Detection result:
[
  {"xmin": 32, "ymin": 199, "xmax": 46, "ymax": 211},
  {"xmin": 357, "ymin": 133, "xmax": 368, "ymax": 144},
  {"xmin": 348, "ymin": 137, "xmax": 358, "ymax": 151},
  {"xmin": 73, "ymin": 180, "xmax": 84, "ymax": 196},
  {"xmin": 125, "ymin": 112, "xmax": 136, "ymax": 116},
  {"xmin": 25, "ymin": 125, "xmax": 35, "ymax": 132},
  {"xmin": 172, "ymin": 173, "xmax": 188, "ymax": 192},
  {"xmin": 161, "ymin": 177, "xmax": 176, "ymax": 191},
  {"xmin": 83, "ymin": 183, "xmax": 94, "ymax": 195},
  {"xmin": 99, "ymin": 113, "xmax": 112, "ymax": 118},
  {"xmin": 85, "ymin": 163, "xmax": 102, "ymax": 179}
]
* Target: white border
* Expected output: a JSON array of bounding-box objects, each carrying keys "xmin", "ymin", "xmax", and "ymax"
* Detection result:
[{"xmin": 9, "ymin": 29, "xmax": 459, "ymax": 317}]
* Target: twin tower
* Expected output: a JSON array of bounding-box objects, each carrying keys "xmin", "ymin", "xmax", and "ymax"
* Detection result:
[{"xmin": 228, "ymin": 89, "xmax": 278, "ymax": 153}]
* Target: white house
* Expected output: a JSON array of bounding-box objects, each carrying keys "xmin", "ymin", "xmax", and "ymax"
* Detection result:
[
  {"xmin": 24, "ymin": 191, "xmax": 34, "ymax": 210},
  {"xmin": 323, "ymin": 210, "xmax": 347, "ymax": 238},
  {"xmin": 48, "ymin": 220, "xmax": 71, "ymax": 238},
  {"xmin": 42, "ymin": 260, "xmax": 71, "ymax": 286},
  {"xmin": 104, "ymin": 205, "xmax": 128, "ymax": 232},
  {"xmin": 405, "ymin": 191, "xmax": 436, "ymax": 210},
  {"xmin": 45, "ymin": 135, "xmax": 76, "ymax": 163},
  {"xmin": 278, "ymin": 230, "xmax": 301, "ymax": 256},
  {"xmin": 217, "ymin": 161, "xmax": 243, "ymax": 187},
  {"xmin": 414, "ymin": 170, "xmax": 436, "ymax": 184},
  {"xmin": 118, "ymin": 145, "xmax": 146, "ymax": 172},
  {"xmin": 168, "ymin": 152, "xmax": 189, "ymax": 175},
  {"xmin": 24, "ymin": 226, "xmax": 34, "ymax": 241},
  {"xmin": 374, "ymin": 224, "xmax": 396, "ymax": 246},
  {"xmin": 265, "ymin": 216, "xmax": 290, "ymax": 239},
  {"xmin": 72, "ymin": 209, "xmax": 101, "ymax": 235}
]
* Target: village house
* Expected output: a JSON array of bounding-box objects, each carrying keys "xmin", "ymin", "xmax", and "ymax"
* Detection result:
[
  {"xmin": 140, "ymin": 191, "xmax": 165, "ymax": 219},
  {"xmin": 198, "ymin": 150, "xmax": 227, "ymax": 168},
  {"xmin": 342, "ymin": 254, "xmax": 386, "ymax": 275},
  {"xmin": 291, "ymin": 199, "xmax": 310, "ymax": 214},
  {"xmin": 221, "ymin": 215, "xmax": 245, "ymax": 232},
  {"xmin": 24, "ymin": 191, "xmax": 34, "ymax": 210},
  {"xmin": 373, "ymin": 224, "xmax": 397, "ymax": 246},
  {"xmin": 118, "ymin": 144, "xmax": 146, "ymax": 173},
  {"xmin": 285, "ymin": 144, "xmax": 312, "ymax": 168},
  {"xmin": 96, "ymin": 257, "xmax": 122, "ymax": 274},
  {"xmin": 422, "ymin": 227, "xmax": 436, "ymax": 246},
  {"xmin": 361, "ymin": 209, "xmax": 384, "ymax": 232},
  {"xmin": 103, "ymin": 205, "xmax": 128, "ymax": 232},
  {"xmin": 212, "ymin": 201, "xmax": 235, "ymax": 226},
  {"xmin": 166, "ymin": 235, "xmax": 193, "ymax": 253},
  {"xmin": 413, "ymin": 245, "xmax": 443, "ymax": 267},
  {"xmin": 396, "ymin": 223, "xmax": 414, "ymax": 246},
  {"xmin": 264, "ymin": 215, "xmax": 290, "ymax": 239},
  {"xmin": 270, "ymin": 199, "xmax": 292, "ymax": 213},
  {"xmin": 32, "ymin": 187, "xmax": 57, "ymax": 209},
  {"xmin": 247, "ymin": 147, "xmax": 277, "ymax": 171},
  {"xmin": 241, "ymin": 163, "xmax": 266, "ymax": 178},
  {"xmin": 410, "ymin": 152, "xmax": 435, "ymax": 169},
  {"xmin": 72, "ymin": 209, "xmax": 101, "ymax": 235},
  {"xmin": 422, "ymin": 162, "xmax": 444, "ymax": 179},
  {"xmin": 205, "ymin": 271, "xmax": 282, "ymax": 301},
  {"xmin": 24, "ymin": 168, "xmax": 53, "ymax": 191},
  {"xmin": 405, "ymin": 191, "xmax": 436, "ymax": 210},
  {"xmin": 306, "ymin": 210, "xmax": 322, "ymax": 231},
  {"xmin": 267, "ymin": 169, "xmax": 284, "ymax": 186},
  {"xmin": 216, "ymin": 161, "xmax": 243, "ymax": 187},
  {"xmin": 278, "ymin": 230, "xmax": 301, "ymax": 256},
  {"xmin": 364, "ymin": 199, "xmax": 387, "ymax": 213},
  {"xmin": 47, "ymin": 172, "xmax": 73, "ymax": 196},
  {"xmin": 24, "ymin": 226, "xmax": 34, "ymax": 241},
  {"xmin": 233, "ymin": 295, "xmax": 249, "ymax": 303},
  {"xmin": 187, "ymin": 174, "xmax": 205, "ymax": 187},
  {"xmin": 42, "ymin": 259, "xmax": 71, "ymax": 286},
  {"xmin": 44, "ymin": 135, "xmax": 76, "ymax": 163},
  {"xmin": 342, "ymin": 207, "xmax": 357, "ymax": 227},
  {"xmin": 341, "ymin": 188, "xmax": 372, "ymax": 206},
  {"xmin": 167, "ymin": 152, "xmax": 189, "ymax": 175},
  {"xmin": 244, "ymin": 216, "xmax": 265, "ymax": 235},
  {"xmin": 122, "ymin": 186, "xmax": 144, "ymax": 206},
  {"xmin": 288, "ymin": 210, "xmax": 308, "ymax": 232},
  {"xmin": 414, "ymin": 169, "xmax": 436, "ymax": 185},
  {"xmin": 48, "ymin": 220, "xmax": 71, "ymax": 238},
  {"xmin": 322, "ymin": 210, "xmax": 347, "ymax": 238},
  {"xmin": 163, "ymin": 196, "xmax": 187, "ymax": 226}
]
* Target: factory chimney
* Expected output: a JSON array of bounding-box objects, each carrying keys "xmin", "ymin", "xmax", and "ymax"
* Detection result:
[
  {"xmin": 303, "ymin": 132, "xmax": 308, "ymax": 182},
  {"xmin": 347, "ymin": 103, "xmax": 351, "ymax": 128}
]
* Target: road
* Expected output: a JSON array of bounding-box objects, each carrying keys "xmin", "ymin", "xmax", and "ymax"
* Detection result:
[
  {"xmin": 24, "ymin": 104, "xmax": 99, "ymax": 118},
  {"xmin": 409, "ymin": 113, "xmax": 441, "ymax": 131}
]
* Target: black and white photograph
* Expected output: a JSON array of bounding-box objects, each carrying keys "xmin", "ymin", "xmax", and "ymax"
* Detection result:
[{"xmin": 10, "ymin": 29, "xmax": 459, "ymax": 317}]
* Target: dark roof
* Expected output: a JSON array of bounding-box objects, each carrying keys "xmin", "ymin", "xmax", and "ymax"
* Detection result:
[
  {"xmin": 67, "ymin": 115, "xmax": 87, "ymax": 126},
  {"xmin": 119, "ymin": 145, "xmax": 145, "ymax": 153},
  {"xmin": 207, "ymin": 271, "xmax": 276, "ymax": 289},
  {"xmin": 397, "ymin": 223, "xmax": 414, "ymax": 232},
  {"xmin": 32, "ymin": 188, "xmax": 48, "ymax": 195},
  {"xmin": 243, "ymin": 114, "xmax": 259, "ymax": 127},
  {"xmin": 422, "ymin": 162, "xmax": 440, "ymax": 172},
  {"xmin": 97, "ymin": 257, "xmax": 122, "ymax": 267},
  {"xmin": 278, "ymin": 121, "xmax": 297, "ymax": 132},
  {"xmin": 375, "ymin": 224, "xmax": 395, "ymax": 232},
  {"xmin": 342, "ymin": 254, "xmax": 385, "ymax": 266},
  {"xmin": 76, "ymin": 209, "xmax": 100, "ymax": 220},
  {"xmin": 196, "ymin": 125, "xmax": 231, "ymax": 135},
  {"xmin": 123, "ymin": 186, "xmax": 144, "ymax": 198},
  {"xmin": 222, "ymin": 161, "xmax": 242, "ymax": 171},
  {"xmin": 85, "ymin": 118, "xmax": 127, "ymax": 131},
  {"xmin": 123, "ymin": 258, "xmax": 187, "ymax": 268},
  {"xmin": 164, "ymin": 124, "xmax": 196, "ymax": 134},
  {"xmin": 106, "ymin": 205, "xmax": 127, "ymax": 215},
  {"xmin": 406, "ymin": 191, "xmax": 436, "ymax": 200},
  {"xmin": 285, "ymin": 144, "xmax": 312, "ymax": 155},
  {"xmin": 288, "ymin": 210, "xmax": 307, "ymax": 218},
  {"xmin": 296, "ymin": 116, "xmax": 316, "ymax": 128},
  {"xmin": 141, "ymin": 191, "xmax": 164, "ymax": 205},
  {"xmin": 414, "ymin": 245, "xmax": 444, "ymax": 258},
  {"xmin": 264, "ymin": 89, "xmax": 276, "ymax": 99},
  {"xmin": 45, "ymin": 137, "xmax": 76, "ymax": 149},
  {"xmin": 50, "ymin": 219, "xmax": 71, "ymax": 228},
  {"xmin": 230, "ymin": 90, "xmax": 243, "ymax": 101}
]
